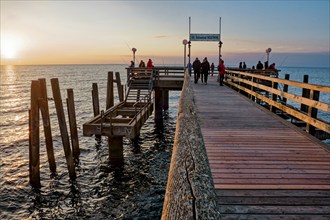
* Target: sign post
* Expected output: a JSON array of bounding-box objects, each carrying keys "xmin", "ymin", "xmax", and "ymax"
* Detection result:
[{"xmin": 188, "ymin": 17, "xmax": 222, "ymax": 63}]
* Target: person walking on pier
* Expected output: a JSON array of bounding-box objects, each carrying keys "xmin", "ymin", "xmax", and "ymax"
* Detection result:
[
  {"xmin": 201, "ymin": 57, "xmax": 210, "ymax": 84},
  {"xmin": 218, "ymin": 59, "xmax": 226, "ymax": 86},
  {"xmin": 192, "ymin": 57, "xmax": 201, "ymax": 84},
  {"xmin": 210, "ymin": 62, "xmax": 215, "ymax": 76}
]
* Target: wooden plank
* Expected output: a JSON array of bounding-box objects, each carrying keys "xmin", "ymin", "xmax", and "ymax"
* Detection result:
[
  {"xmin": 192, "ymin": 77, "xmax": 330, "ymax": 217},
  {"xmin": 216, "ymin": 189, "xmax": 330, "ymax": 197}
]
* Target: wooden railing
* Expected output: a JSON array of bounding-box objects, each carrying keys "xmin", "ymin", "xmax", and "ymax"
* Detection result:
[
  {"xmin": 225, "ymin": 70, "xmax": 330, "ymax": 136},
  {"xmin": 126, "ymin": 66, "xmax": 184, "ymax": 82}
]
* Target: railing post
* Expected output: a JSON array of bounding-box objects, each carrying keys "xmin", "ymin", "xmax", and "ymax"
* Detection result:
[
  {"xmin": 306, "ymin": 89, "xmax": 320, "ymax": 135},
  {"xmin": 271, "ymin": 81, "xmax": 278, "ymax": 113},
  {"xmin": 300, "ymin": 75, "xmax": 310, "ymax": 113},
  {"xmin": 282, "ymin": 74, "xmax": 290, "ymax": 105},
  {"xmin": 251, "ymin": 76, "xmax": 256, "ymax": 102}
]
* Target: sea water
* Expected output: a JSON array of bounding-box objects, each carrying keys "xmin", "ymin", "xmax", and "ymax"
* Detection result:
[
  {"xmin": 0, "ymin": 64, "xmax": 179, "ymax": 219},
  {"xmin": 0, "ymin": 64, "xmax": 329, "ymax": 219}
]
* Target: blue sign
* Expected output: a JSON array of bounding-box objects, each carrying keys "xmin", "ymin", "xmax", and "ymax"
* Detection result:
[{"xmin": 190, "ymin": 34, "xmax": 220, "ymax": 41}]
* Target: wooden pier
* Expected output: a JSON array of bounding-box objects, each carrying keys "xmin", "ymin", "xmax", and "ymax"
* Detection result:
[
  {"xmin": 83, "ymin": 67, "xmax": 184, "ymax": 163},
  {"xmin": 192, "ymin": 76, "xmax": 330, "ymax": 219}
]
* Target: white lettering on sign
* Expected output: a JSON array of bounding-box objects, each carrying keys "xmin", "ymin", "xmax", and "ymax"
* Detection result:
[{"xmin": 190, "ymin": 34, "xmax": 220, "ymax": 42}]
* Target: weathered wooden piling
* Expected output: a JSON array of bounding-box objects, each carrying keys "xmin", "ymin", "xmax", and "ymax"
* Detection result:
[
  {"xmin": 38, "ymin": 78, "xmax": 56, "ymax": 173},
  {"xmin": 106, "ymin": 71, "xmax": 114, "ymax": 109},
  {"xmin": 29, "ymin": 80, "xmax": 41, "ymax": 188},
  {"xmin": 67, "ymin": 88, "xmax": 80, "ymax": 163},
  {"xmin": 115, "ymin": 72, "xmax": 124, "ymax": 102},
  {"xmin": 51, "ymin": 78, "xmax": 76, "ymax": 180},
  {"xmin": 92, "ymin": 83, "xmax": 101, "ymax": 140},
  {"xmin": 92, "ymin": 83, "xmax": 100, "ymax": 117}
]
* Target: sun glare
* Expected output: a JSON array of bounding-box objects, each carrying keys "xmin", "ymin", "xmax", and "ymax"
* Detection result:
[{"xmin": 1, "ymin": 33, "xmax": 23, "ymax": 60}]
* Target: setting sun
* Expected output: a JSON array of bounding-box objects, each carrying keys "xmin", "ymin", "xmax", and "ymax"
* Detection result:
[{"xmin": 1, "ymin": 33, "xmax": 22, "ymax": 60}]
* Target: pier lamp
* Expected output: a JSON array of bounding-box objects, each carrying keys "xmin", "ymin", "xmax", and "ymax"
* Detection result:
[
  {"xmin": 182, "ymin": 39, "xmax": 188, "ymax": 70},
  {"xmin": 132, "ymin": 48, "xmax": 137, "ymax": 66},
  {"xmin": 266, "ymin": 48, "xmax": 272, "ymax": 63}
]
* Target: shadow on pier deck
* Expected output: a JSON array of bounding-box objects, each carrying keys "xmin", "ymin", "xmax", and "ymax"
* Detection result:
[{"xmin": 193, "ymin": 76, "xmax": 330, "ymax": 219}]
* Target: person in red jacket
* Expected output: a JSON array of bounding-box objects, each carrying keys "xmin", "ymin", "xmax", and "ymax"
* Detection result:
[
  {"xmin": 147, "ymin": 59, "xmax": 154, "ymax": 68},
  {"xmin": 218, "ymin": 59, "xmax": 226, "ymax": 86}
]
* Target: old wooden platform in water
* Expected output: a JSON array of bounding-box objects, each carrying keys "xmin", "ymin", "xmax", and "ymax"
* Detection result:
[{"xmin": 192, "ymin": 76, "xmax": 330, "ymax": 219}]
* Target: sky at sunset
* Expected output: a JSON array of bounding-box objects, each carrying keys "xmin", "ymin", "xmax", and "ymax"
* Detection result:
[{"xmin": 1, "ymin": 0, "xmax": 329, "ymax": 67}]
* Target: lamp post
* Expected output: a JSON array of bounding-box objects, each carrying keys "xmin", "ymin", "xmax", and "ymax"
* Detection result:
[
  {"xmin": 266, "ymin": 48, "xmax": 271, "ymax": 63},
  {"xmin": 132, "ymin": 48, "xmax": 137, "ymax": 66},
  {"xmin": 182, "ymin": 39, "xmax": 188, "ymax": 70},
  {"xmin": 219, "ymin": 40, "xmax": 223, "ymax": 61},
  {"xmin": 188, "ymin": 41, "xmax": 191, "ymax": 76}
]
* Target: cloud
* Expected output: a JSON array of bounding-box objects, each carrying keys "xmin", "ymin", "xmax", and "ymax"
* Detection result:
[{"xmin": 154, "ymin": 35, "xmax": 168, "ymax": 39}]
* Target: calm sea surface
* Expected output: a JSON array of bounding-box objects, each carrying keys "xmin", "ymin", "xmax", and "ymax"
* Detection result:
[{"xmin": 0, "ymin": 64, "xmax": 329, "ymax": 219}]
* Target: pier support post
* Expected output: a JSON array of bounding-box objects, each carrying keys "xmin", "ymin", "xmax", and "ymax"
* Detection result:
[
  {"xmin": 154, "ymin": 88, "xmax": 163, "ymax": 122},
  {"xmin": 163, "ymin": 90, "xmax": 169, "ymax": 110},
  {"xmin": 108, "ymin": 136, "xmax": 124, "ymax": 165}
]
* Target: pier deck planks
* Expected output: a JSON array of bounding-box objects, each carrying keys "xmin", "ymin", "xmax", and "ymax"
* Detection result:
[{"xmin": 192, "ymin": 77, "xmax": 330, "ymax": 219}]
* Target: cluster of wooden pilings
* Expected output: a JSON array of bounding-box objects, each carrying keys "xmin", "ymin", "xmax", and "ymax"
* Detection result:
[
  {"xmin": 29, "ymin": 78, "xmax": 79, "ymax": 188},
  {"xmin": 91, "ymin": 71, "xmax": 125, "ymax": 164},
  {"xmin": 92, "ymin": 71, "xmax": 124, "ymax": 117}
]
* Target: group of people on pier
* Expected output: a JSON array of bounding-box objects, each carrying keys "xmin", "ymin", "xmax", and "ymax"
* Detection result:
[
  {"xmin": 129, "ymin": 59, "xmax": 154, "ymax": 68},
  {"xmin": 243, "ymin": 61, "xmax": 276, "ymax": 70},
  {"xmin": 192, "ymin": 57, "xmax": 226, "ymax": 86}
]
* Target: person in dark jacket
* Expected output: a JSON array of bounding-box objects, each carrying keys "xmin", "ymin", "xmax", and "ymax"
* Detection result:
[
  {"xmin": 256, "ymin": 61, "xmax": 263, "ymax": 70},
  {"xmin": 192, "ymin": 57, "xmax": 201, "ymax": 84},
  {"xmin": 201, "ymin": 57, "xmax": 210, "ymax": 84},
  {"xmin": 210, "ymin": 62, "xmax": 215, "ymax": 76}
]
